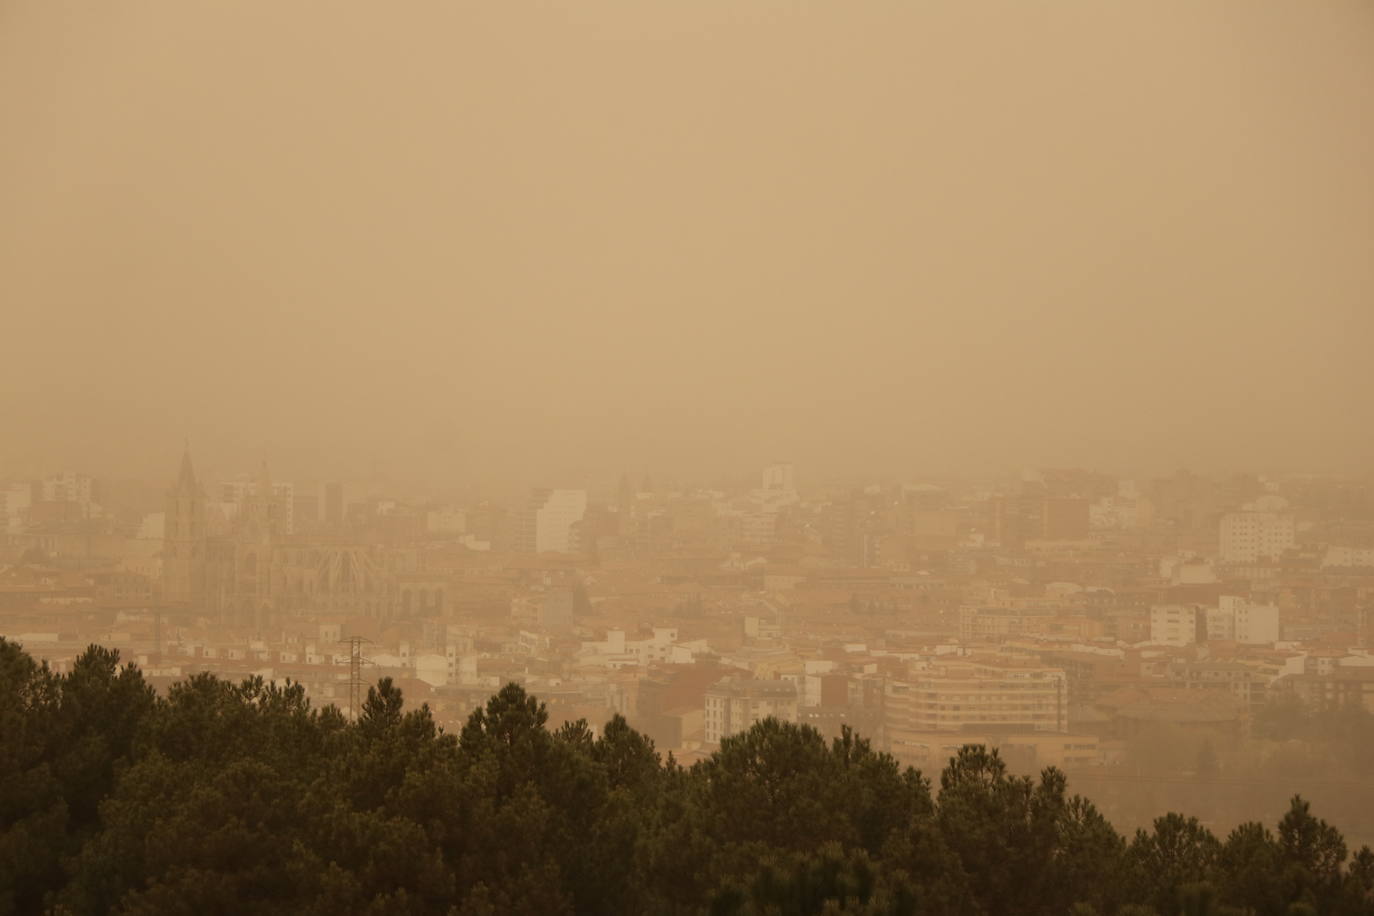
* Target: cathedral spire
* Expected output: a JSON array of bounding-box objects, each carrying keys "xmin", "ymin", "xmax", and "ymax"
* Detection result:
[
  {"xmin": 164, "ymin": 441, "xmax": 206, "ymax": 606},
  {"xmin": 176, "ymin": 442, "xmax": 198, "ymax": 493}
]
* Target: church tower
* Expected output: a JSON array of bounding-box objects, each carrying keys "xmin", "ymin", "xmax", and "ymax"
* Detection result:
[
  {"xmin": 243, "ymin": 459, "xmax": 281, "ymax": 544},
  {"xmin": 235, "ymin": 459, "xmax": 281, "ymax": 632},
  {"xmin": 163, "ymin": 445, "xmax": 206, "ymax": 605}
]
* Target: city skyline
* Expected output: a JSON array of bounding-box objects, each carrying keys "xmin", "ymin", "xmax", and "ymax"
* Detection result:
[{"xmin": 5, "ymin": 2, "xmax": 1374, "ymax": 911}]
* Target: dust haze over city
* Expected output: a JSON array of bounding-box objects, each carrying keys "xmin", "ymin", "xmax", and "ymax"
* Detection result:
[{"xmin": 3, "ymin": 2, "xmax": 1374, "ymax": 915}]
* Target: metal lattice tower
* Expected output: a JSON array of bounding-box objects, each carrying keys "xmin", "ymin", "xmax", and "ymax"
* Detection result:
[{"xmin": 341, "ymin": 636, "xmax": 370, "ymax": 721}]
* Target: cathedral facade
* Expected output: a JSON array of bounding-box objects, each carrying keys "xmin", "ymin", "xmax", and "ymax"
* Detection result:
[{"xmin": 161, "ymin": 449, "xmax": 409, "ymax": 628}]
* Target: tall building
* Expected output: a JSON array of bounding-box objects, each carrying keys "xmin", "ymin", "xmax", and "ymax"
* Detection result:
[
  {"xmin": 520, "ymin": 489, "xmax": 587, "ymax": 554},
  {"xmin": 762, "ymin": 462, "xmax": 795, "ymax": 493},
  {"xmin": 823, "ymin": 489, "xmax": 890, "ymax": 568},
  {"xmin": 987, "ymin": 494, "xmax": 1043, "ymax": 549},
  {"xmin": 1219, "ymin": 511, "xmax": 1295, "ymax": 564},
  {"xmin": 314, "ymin": 481, "xmax": 344, "ymax": 529}
]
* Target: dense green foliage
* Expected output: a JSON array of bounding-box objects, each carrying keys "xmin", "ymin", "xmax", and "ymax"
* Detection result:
[{"xmin": 3, "ymin": 639, "xmax": 1373, "ymax": 915}]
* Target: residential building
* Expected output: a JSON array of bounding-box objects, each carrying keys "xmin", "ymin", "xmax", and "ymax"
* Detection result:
[
  {"xmin": 883, "ymin": 657, "xmax": 1068, "ymax": 763},
  {"xmin": 1219, "ymin": 512, "xmax": 1295, "ymax": 565},
  {"xmin": 704, "ymin": 676, "xmax": 799, "ymax": 744},
  {"xmin": 520, "ymin": 489, "xmax": 587, "ymax": 554},
  {"xmin": 1150, "ymin": 605, "xmax": 1203, "ymax": 646},
  {"xmin": 40, "ymin": 472, "xmax": 96, "ymax": 505}
]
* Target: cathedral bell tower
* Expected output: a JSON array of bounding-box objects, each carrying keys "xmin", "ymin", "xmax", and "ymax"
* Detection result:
[{"xmin": 163, "ymin": 444, "xmax": 206, "ymax": 605}]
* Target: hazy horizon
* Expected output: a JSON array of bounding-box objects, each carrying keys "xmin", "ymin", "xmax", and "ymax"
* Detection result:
[{"xmin": 4, "ymin": 1, "xmax": 1372, "ymax": 486}]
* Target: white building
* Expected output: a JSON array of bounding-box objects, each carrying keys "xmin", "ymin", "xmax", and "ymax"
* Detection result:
[
  {"xmin": 1150, "ymin": 605, "xmax": 1199, "ymax": 646},
  {"xmin": 1322, "ymin": 545, "xmax": 1374, "ymax": 569},
  {"xmin": 576, "ymin": 628, "xmax": 638, "ymax": 670},
  {"xmin": 1159, "ymin": 554, "xmax": 1218, "ymax": 585},
  {"xmin": 1219, "ymin": 512, "xmax": 1295, "ymax": 565},
  {"xmin": 3, "ymin": 483, "xmax": 32, "ymax": 533},
  {"xmin": 748, "ymin": 462, "xmax": 800, "ymax": 515},
  {"xmin": 627, "ymin": 627, "xmax": 694, "ymax": 666},
  {"xmin": 525, "ymin": 489, "xmax": 587, "ymax": 554},
  {"xmin": 575, "ymin": 626, "xmax": 695, "ymax": 668},
  {"xmin": 414, "ymin": 654, "xmax": 449, "ymax": 687},
  {"xmin": 802, "ymin": 659, "xmax": 839, "ymax": 706},
  {"xmin": 1205, "ymin": 596, "xmax": 1280, "ymax": 645},
  {"xmin": 704, "ymin": 676, "xmax": 799, "ymax": 744},
  {"xmin": 762, "ymin": 462, "xmax": 795, "ymax": 493},
  {"xmin": 444, "ymin": 647, "xmax": 479, "ymax": 685},
  {"xmin": 1228, "ymin": 596, "xmax": 1280, "ymax": 644},
  {"xmin": 41, "ymin": 472, "xmax": 96, "ymax": 505}
]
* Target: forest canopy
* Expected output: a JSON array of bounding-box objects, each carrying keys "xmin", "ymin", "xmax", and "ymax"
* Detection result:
[{"xmin": 2, "ymin": 639, "xmax": 1371, "ymax": 916}]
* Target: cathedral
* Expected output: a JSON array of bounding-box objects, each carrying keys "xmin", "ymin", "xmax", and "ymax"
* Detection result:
[{"xmin": 161, "ymin": 447, "xmax": 409, "ymax": 629}]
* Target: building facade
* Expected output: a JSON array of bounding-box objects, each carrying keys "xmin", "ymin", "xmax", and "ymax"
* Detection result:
[
  {"xmin": 1219, "ymin": 512, "xmax": 1295, "ymax": 565},
  {"xmin": 704, "ymin": 676, "xmax": 799, "ymax": 744},
  {"xmin": 520, "ymin": 489, "xmax": 588, "ymax": 554}
]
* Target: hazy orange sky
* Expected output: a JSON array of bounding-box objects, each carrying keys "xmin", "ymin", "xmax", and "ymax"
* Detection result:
[{"xmin": 3, "ymin": 2, "xmax": 1371, "ymax": 487}]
